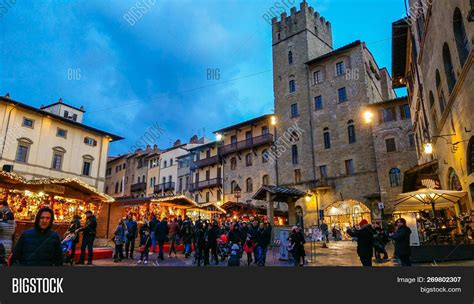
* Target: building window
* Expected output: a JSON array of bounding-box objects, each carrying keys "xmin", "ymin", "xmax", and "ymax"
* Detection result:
[
  {"xmin": 84, "ymin": 137, "xmax": 97, "ymax": 146},
  {"xmin": 56, "ymin": 128, "xmax": 67, "ymax": 138},
  {"xmin": 82, "ymin": 160, "xmax": 92, "ymax": 176},
  {"xmin": 231, "ymin": 135, "xmax": 237, "ymax": 146},
  {"xmin": 442, "ymin": 43, "xmax": 457, "ymax": 94},
  {"xmin": 115, "ymin": 182, "xmax": 119, "ymax": 194},
  {"xmin": 245, "ymin": 154, "xmax": 253, "ymax": 166},
  {"xmin": 408, "ymin": 133, "xmax": 416, "ymax": 148},
  {"xmin": 72, "ymin": 113, "xmax": 78, "ymax": 121},
  {"xmin": 336, "ymin": 61, "xmax": 345, "ymax": 76},
  {"xmin": 246, "ymin": 178, "xmax": 253, "ymax": 193},
  {"xmin": 313, "ymin": 70, "xmax": 322, "ymax": 84},
  {"xmin": 453, "ymin": 8, "xmax": 470, "ymax": 68},
  {"xmin": 385, "ymin": 138, "xmax": 397, "ymax": 152},
  {"xmin": 291, "ymin": 103, "xmax": 299, "ymax": 118},
  {"xmin": 288, "ymin": 51, "xmax": 293, "ymax": 65},
  {"xmin": 467, "ymin": 137, "xmax": 474, "ymax": 175},
  {"xmin": 51, "ymin": 148, "xmax": 65, "ymax": 170},
  {"xmin": 163, "ymin": 160, "xmax": 167, "ymax": 168},
  {"xmin": 262, "ymin": 149, "xmax": 269, "ymax": 163},
  {"xmin": 292, "ymin": 145, "xmax": 298, "ymax": 164},
  {"xmin": 22, "ymin": 117, "xmax": 34, "ymax": 128},
  {"xmin": 294, "ymin": 169, "xmax": 301, "ymax": 183},
  {"xmin": 230, "ymin": 181, "xmax": 237, "ymax": 194},
  {"xmin": 262, "ymin": 174, "xmax": 269, "ymax": 185},
  {"xmin": 262, "ymin": 126, "xmax": 269, "ymax": 135},
  {"xmin": 347, "ymin": 120, "xmax": 356, "ymax": 144},
  {"xmin": 170, "ymin": 159, "xmax": 173, "ymax": 166},
  {"xmin": 206, "ymin": 192, "xmax": 210, "ymax": 203},
  {"xmin": 15, "ymin": 138, "xmax": 32, "ymax": 163},
  {"xmin": 345, "ymin": 159, "xmax": 354, "ymax": 175},
  {"xmin": 389, "ymin": 168, "xmax": 401, "ymax": 187},
  {"xmin": 289, "ymin": 79, "xmax": 296, "ymax": 93},
  {"xmin": 400, "ymin": 104, "xmax": 411, "ymax": 120},
  {"xmin": 319, "ymin": 165, "xmax": 328, "ymax": 178},
  {"xmin": 338, "ymin": 87, "xmax": 347, "ymax": 103},
  {"xmin": 63, "ymin": 110, "xmax": 69, "ymax": 118},
  {"xmin": 436, "ymin": 70, "xmax": 447, "ymax": 113},
  {"xmin": 106, "ymin": 168, "xmax": 112, "ymax": 176},
  {"xmin": 314, "ymin": 95, "xmax": 323, "ymax": 110},
  {"xmin": 230, "ymin": 157, "xmax": 237, "ymax": 170},
  {"xmin": 323, "ymin": 128, "xmax": 331, "ymax": 149},
  {"xmin": 379, "ymin": 107, "xmax": 397, "ymax": 123}
]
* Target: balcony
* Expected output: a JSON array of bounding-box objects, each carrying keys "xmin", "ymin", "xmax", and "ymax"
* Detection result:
[
  {"xmin": 194, "ymin": 155, "xmax": 220, "ymax": 168},
  {"xmin": 219, "ymin": 134, "xmax": 274, "ymax": 155},
  {"xmin": 130, "ymin": 182, "xmax": 147, "ymax": 192},
  {"xmin": 190, "ymin": 178, "xmax": 222, "ymax": 192},
  {"xmin": 154, "ymin": 182, "xmax": 176, "ymax": 193}
]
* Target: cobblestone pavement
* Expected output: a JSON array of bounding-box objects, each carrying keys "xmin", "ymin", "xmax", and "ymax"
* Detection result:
[{"xmin": 77, "ymin": 241, "xmax": 474, "ymax": 267}]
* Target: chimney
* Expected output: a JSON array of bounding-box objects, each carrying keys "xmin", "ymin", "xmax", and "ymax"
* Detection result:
[
  {"xmin": 80, "ymin": 105, "xmax": 84, "ymax": 111},
  {"xmin": 189, "ymin": 135, "xmax": 199, "ymax": 144},
  {"xmin": 58, "ymin": 97, "xmax": 63, "ymax": 103},
  {"xmin": 4, "ymin": 93, "xmax": 10, "ymax": 99},
  {"xmin": 135, "ymin": 148, "xmax": 143, "ymax": 153},
  {"xmin": 173, "ymin": 139, "xmax": 181, "ymax": 147},
  {"xmin": 153, "ymin": 144, "xmax": 158, "ymax": 151},
  {"xmin": 146, "ymin": 145, "xmax": 151, "ymax": 151}
]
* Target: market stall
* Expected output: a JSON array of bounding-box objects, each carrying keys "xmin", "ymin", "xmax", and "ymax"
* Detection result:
[
  {"xmin": 221, "ymin": 201, "xmax": 288, "ymax": 226},
  {"xmin": 0, "ymin": 176, "xmax": 114, "ymax": 240},
  {"xmin": 393, "ymin": 188, "xmax": 473, "ymax": 263}
]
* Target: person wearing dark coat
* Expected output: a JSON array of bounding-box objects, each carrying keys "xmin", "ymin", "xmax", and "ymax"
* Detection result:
[
  {"xmin": 76, "ymin": 210, "xmax": 97, "ymax": 265},
  {"xmin": 181, "ymin": 217, "xmax": 193, "ymax": 257},
  {"xmin": 255, "ymin": 222, "xmax": 272, "ymax": 266},
  {"xmin": 194, "ymin": 221, "xmax": 206, "ymax": 266},
  {"xmin": 138, "ymin": 225, "xmax": 152, "ymax": 264},
  {"xmin": 149, "ymin": 215, "xmax": 159, "ymax": 252},
  {"xmin": 389, "ymin": 218, "xmax": 412, "ymax": 266},
  {"xmin": 124, "ymin": 214, "xmax": 138, "ymax": 259},
  {"xmin": 11, "ymin": 207, "xmax": 63, "ymax": 266},
  {"xmin": 155, "ymin": 217, "xmax": 169, "ymax": 261},
  {"xmin": 204, "ymin": 221, "xmax": 220, "ymax": 265},
  {"xmin": 346, "ymin": 219, "xmax": 375, "ymax": 267},
  {"xmin": 67, "ymin": 215, "xmax": 81, "ymax": 262},
  {"xmin": 290, "ymin": 226, "xmax": 306, "ymax": 266}
]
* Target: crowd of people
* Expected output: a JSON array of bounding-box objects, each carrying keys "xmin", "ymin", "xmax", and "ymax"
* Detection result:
[
  {"xmin": 112, "ymin": 214, "xmax": 275, "ymax": 267},
  {"xmin": 346, "ymin": 218, "xmax": 412, "ymax": 267}
]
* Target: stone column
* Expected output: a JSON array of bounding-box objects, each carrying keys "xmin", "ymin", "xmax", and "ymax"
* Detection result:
[
  {"xmin": 266, "ymin": 191, "xmax": 274, "ymax": 225},
  {"xmin": 288, "ymin": 199, "xmax": 296, "ymax": 226}
]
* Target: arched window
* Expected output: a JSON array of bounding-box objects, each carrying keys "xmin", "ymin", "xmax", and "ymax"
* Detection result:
[
  {"xmin": 323, "ymin": 127, "xmax": 331, "ymax": 149},
  {"xmin": 347, "ymin": 120, "xmax": 356, "ymax": 144},
  {"xmin": 245, "ymin": 153, "xmax": 253, "ymax": 166},
  {"xmin": 436, "ymin": 70, "xmax": 447, "ymax": 114},
  {"xmin": 262, "ymin": 174, "xmax": 270, "ymax": 186},
  {"xmin": 467, "ymin": 137, "xmax": 474, "ymax": 175},
  {"xmin": 142, "ymin": 175, "xmax": 146, "ymax": 184},
  {"xmin": 453, "ymin": 8, "xmax": 470, "ymax": 67},
  {"xmin": 262, "ymin": 149, "xmax": 269, "ymax": 163},
  {"xmin": 448, "ymin": 168, "xmax": 463, "ymax": 191},
  {"xmin": 230, "ymin": 157, "xmax": 237, "ymax": 170},
  {"xmin": 246, "ymin": 178, "xmax": 253, "ymax": 193},
  {"xmin": 288, "ymin": 51, "xmax": 293, "ymax": 65},
  {"xmin": 429, "ymin": 91, "xmax": 438, "ymax": 131},
  {"xmin": 230, "ymin": 181, "xmax": 236, "ymax": 194},
  {"xmin": 289, "ymin": 78, "xmax": 296, "ymax": 93},
  {"xmin": 163, "ymin": 160, "xmax": 167, "ymax": 168},
  {"xmin": 389, "ymin": 168, "xmax": 401, "ymax": 187},
  {"xmin": 443, "ymin": 43, "xmax": 457, "ymax": 94},
  {"xmin": 138, "ymin": 176, "xmax": 141, "ymax": 183}
]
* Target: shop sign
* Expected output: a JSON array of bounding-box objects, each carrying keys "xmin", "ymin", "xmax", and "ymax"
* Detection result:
[
  {"xmin": 44, "ymin": 184, "xmax": 66, "ymax": 194},
  {"xmin": 378, "ymin": 202, "xmax": 385, "ymax": 210}
]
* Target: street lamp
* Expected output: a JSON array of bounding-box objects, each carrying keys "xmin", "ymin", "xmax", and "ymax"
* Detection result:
[
  {"xmin": 216, "ymin": 133, "xmax": 223, "ymax": 142},
  {"xmin": 363, "ymin": 111, "xmax": 374, "ymax": 124},
  {"xmin": 270, "ymin": 115, "xmax": 277, "ymax": 126},
  {"xmin": 423, "ymin": 143, "xmax": 433, "ymax": 154}
]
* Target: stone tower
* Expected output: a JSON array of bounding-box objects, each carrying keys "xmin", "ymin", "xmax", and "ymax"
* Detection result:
[{"xmin": 272, "ymin": 1, "xmax": 333, "ymax": 186}]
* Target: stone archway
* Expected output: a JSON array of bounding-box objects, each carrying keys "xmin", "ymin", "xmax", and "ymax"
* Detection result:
[{"xmin": 323, "ymin": 199, "xmax": 371, "ymax": 234}]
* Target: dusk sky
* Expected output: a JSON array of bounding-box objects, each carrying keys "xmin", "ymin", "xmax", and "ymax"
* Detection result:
[{"xmin": 0, "ymin": 0, "xmax": 407, "ymax": 155}]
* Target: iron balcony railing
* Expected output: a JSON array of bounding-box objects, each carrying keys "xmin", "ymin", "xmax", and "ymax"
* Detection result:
[
  {"xmin": 154, "ymin": 182, "xmax": 176, "ymax": 193},
  {"xmin": 194, "ymin": 155, "xmax": 220, "ymax": 168},
  {"xmin": 190, "ymin": 178, "xmax": 222, "ymax": 192},
  {"xmin": 130, "ymin": 182, "xmax": 147, "ymax": 192},
  {"xmin": 219, "ymin": 134, "xmax": 274, "ymax": 155}
]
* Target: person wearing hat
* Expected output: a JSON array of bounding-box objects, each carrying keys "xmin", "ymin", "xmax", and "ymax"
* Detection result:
[
  {"xmin": 76, "ymin": 210, "xmax": 97, "ymax": 265},
  {"xmin": 346, "ymin": 219, "xmax": 375, "ymax": 266}
]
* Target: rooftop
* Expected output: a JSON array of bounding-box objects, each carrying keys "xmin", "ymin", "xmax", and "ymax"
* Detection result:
[
  {"xmin": 213, "ymin": 114, "xmax": 273, "ymax": 134},
  {"xmin": 305, "ymin": 40, "xmax": 361, "ymax": 66}
]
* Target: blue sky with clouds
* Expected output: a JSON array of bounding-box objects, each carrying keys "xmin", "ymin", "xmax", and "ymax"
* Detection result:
[{"xmin": 0, "ymin": 0, "xmax": 407, "ymax": 155}]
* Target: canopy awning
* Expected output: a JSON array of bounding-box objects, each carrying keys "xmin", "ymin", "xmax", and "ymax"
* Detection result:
[
  {"xmin": 26, "ymin": 178, "xmax": 115, "ymax": 203},
  {"xmin": 151, "ymin": 195, "xmax": 200, "ymax": 209},
  {"xmin": 393, "ymin": 188, "xmax": 467, "ymax": 212},
  {"xmin": 252, "ymin": 185, "xmax": 307, "ymax": 202},
  {"xmin": 0, "ymin": 171, "xmax": 28, "ymax": 188}
]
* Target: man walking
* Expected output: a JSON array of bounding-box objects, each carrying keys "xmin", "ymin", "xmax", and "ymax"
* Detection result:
[
  {"xmin": 320, "ymin": 221, "xmax": 329, "ymax": 243},
  {"xmin": 77, "ymin": 210, "xmax": 97, "ymax": 265},
  {"xmin": 155, "ymin": 217, "xmax": 168, "ymax": 261},
  {"xmin": 11, "ymin": 207, "xmax": 63, "ymax": 266},
  {"xmin": 346, "ymin": 219, "xmax": 375, "ymax": 266},
  {"xmin": 125, "ymin": 214, "xmax": 138, "ymax": 259},
  {"xmin": 149, "ymin": 214, "xmax": 159, "ymax": 252},
  {"xmin": 389, "ymin": 218, "xmax": 412, "ymax": 266}
]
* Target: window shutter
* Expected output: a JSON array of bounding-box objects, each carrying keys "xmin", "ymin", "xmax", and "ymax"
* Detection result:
[{"xmin": 93, "ymin": 140, "xmax": 98, "ymax": 146}]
